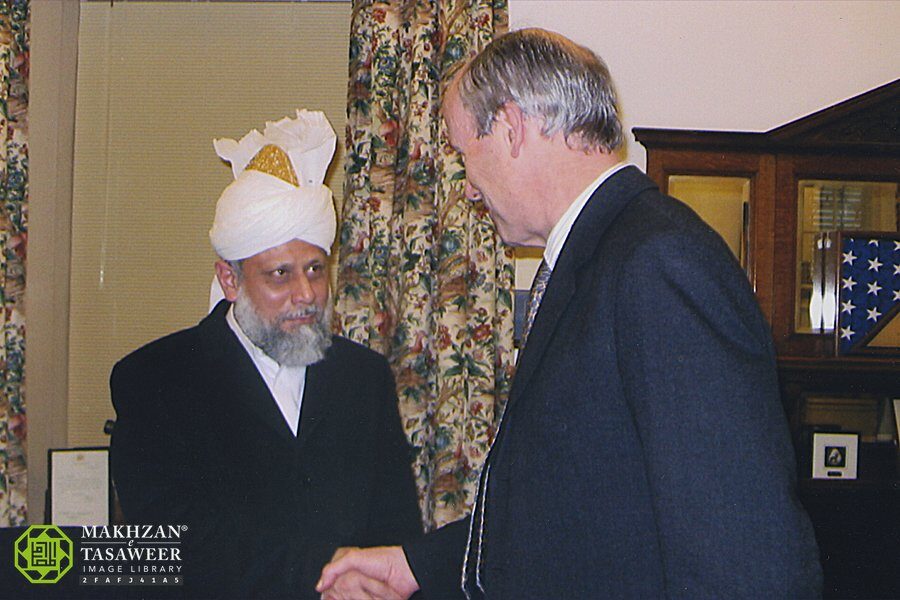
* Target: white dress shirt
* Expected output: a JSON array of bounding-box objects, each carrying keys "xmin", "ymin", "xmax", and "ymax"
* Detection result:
[{"xmin": 226, "ymin": 305, "xmax": 306, "ymax": 435}]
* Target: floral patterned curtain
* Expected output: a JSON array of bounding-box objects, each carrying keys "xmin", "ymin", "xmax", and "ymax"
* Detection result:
[
  {"xmin": 336, "ymin": 0, "xmax": 512, "ymax": 530},
  {"xmin": 0, "ymin": 0, "xmax": 28, "ymax": 527}
]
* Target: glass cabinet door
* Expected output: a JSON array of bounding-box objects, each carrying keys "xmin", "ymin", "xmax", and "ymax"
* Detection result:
[
  {"xmin": 795, "ymin": 179, "xmax": 899, "ymax": 333},
  {"xmin": 668, "ymin": 175, "xmax": 751, "ymax": 270}
]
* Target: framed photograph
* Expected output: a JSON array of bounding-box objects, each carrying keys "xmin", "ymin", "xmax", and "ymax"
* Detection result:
[
  {"xmin": 47, "ymin": 447, "xmax": 112, "ymax": 525},
  {"xmin": 811, "ymin": 432, "xmax": 859, "ymax": 480}
]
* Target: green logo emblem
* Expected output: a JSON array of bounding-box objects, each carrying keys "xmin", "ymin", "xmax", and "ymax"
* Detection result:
[{"xmin": 14, "ymin": 525, "xmax": 73, "ymax": 584}]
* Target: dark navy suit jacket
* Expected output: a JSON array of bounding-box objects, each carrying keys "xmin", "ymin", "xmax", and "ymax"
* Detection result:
[
  {"xmin": 110, "ymin": 300, "xmax": 422, "ymax": 598},
  {"xmin": 405, "ymin": 166, "xmax": 822, "ymax": 599}
]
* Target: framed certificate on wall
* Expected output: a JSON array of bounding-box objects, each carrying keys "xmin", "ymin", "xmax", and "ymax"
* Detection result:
[{"xmin": 47, "ymin": 447, "xmax": 111, "ymax": 526}]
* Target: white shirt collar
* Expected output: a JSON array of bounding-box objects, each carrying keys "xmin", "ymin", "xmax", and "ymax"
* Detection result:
[
  {"xmin": 543, "ymin": 162, "xmax": 629, "ymax": 269},
  {"xmin": 226, "ymin": 304, "xmax": 307, "ymax": 435}
]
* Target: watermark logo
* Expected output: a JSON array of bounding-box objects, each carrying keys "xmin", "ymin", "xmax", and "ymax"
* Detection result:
[
  {"xmin": 79, "ymin": 524, "xmax": 185, "ymax": 586},
  {"xmin": 14, "ymin": 525, "xmax": 73, "ymax": 584}
]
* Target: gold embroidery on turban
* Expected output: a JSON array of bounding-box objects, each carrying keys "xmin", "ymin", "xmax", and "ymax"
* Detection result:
[{"xmin": 246, "ymin": 144, "xmax": 299, "ymax": 186}]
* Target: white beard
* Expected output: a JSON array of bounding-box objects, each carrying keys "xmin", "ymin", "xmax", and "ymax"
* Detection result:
[{"xmin": 233, "ymin": 288, "xmax": 333, "ymax": 367}]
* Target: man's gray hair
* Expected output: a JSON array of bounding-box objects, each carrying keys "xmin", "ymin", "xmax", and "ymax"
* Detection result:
[
  {"xmin": 226, "ymin": 259, "xmax": 244, "ymax": 279},
  {"xmin": 456, "ymin": 28, "xmax": 623, "ymax": 153}
]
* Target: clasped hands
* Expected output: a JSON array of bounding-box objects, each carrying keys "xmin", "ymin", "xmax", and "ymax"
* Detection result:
[{"xmin": 316, "ymin": 546, "xmax": 419, "ymax": 600}]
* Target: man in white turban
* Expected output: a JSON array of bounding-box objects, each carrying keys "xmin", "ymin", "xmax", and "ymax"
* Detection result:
[{"xmin": 109, "ymin": 111, "xmax": 421, "ymax": 599}]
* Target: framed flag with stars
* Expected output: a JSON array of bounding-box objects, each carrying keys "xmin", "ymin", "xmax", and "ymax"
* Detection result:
[{"xmin": 835, "ymin": 232, "xmax": 900, "ymax": 356}]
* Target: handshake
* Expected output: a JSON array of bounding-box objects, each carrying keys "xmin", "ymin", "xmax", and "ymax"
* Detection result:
[{"xmin": 316, "ymin": 546, "xmax": 420, "ymax": 600}]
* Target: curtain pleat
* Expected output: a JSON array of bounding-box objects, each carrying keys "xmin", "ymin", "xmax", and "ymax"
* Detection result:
[
  {"xmin": 337, "ymin": 0, "xmax": 512, "ymax": 530},
  {"xmin": 0, "ymin": 0, "xmax": 29, "ymax": 527}
]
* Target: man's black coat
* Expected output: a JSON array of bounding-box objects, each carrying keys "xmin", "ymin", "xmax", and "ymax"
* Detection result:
[{"xmin": 110, "ymin": 301, "xmax": 422, "ymax": 598}]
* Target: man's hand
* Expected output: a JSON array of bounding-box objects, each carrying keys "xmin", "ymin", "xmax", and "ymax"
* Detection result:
[
  {"xmin": 317, "ymin": 546, "xmax": 419, "ymax": 600},
  {"xmin": 319, "ymin": 569, "xmax": 404, "ymax": 600}
]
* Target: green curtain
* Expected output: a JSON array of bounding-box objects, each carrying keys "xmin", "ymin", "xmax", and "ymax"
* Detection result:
[
  {"xmin": 0, "ymin": 0, "xmax": 28, "ymax": 527},
  {"xmin": 336, "ymin": 0, "xmax": 513, "ymax": 530}
]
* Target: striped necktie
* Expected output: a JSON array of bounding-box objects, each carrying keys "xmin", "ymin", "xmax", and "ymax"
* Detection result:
[{"xmin": 521, "ymin": 259, "xmax": 552, "ymax": 347}]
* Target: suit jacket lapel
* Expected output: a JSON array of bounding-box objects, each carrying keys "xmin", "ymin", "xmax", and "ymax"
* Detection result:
[
  {"xmin": 296, "ymin": 344, "xmax": 336, "ymax": 451},
  {"xmin": 198, "ymin": 301, "xmax": 296, "ymax": 444},
  {"xmin": 509, "ymin": 166, "xmax": 657, "ymax": 403}
]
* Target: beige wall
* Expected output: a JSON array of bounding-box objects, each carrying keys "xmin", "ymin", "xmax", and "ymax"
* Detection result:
[
  {"xmin": 28, "ymin": 0, "xmax": 79, "ymax": 526},
  {"xmin": 67, "ymin": 1, "xmax": 351, "ymax": 452},
  {"xmin": 27, "ymin": 0, "xmax": 351, "ymax": 524}
]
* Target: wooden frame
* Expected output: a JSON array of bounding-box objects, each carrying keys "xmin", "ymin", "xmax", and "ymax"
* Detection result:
[{"xmin": 832, "ymin": 231, "xmax": 900, "ymax": 357}]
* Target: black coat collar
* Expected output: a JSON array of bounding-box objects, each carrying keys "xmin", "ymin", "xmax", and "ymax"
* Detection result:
[{"xmin": 196, "ymin": 300, "xmax": 333, "ymax": 448}]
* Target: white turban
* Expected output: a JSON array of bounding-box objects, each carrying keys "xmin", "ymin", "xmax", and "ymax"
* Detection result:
[{"xmin": 209, "ymin": 109, "xmax": 337, "ymax": 260}]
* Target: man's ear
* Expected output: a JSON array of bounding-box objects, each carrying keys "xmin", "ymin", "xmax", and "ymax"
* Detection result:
[
  {"xmin": 494, "ymin": 102, "xmax": 526, "ymax": 159},
  {"xmin": 214, "ymin": 260, "xmax": 240, "ymax": 302}
]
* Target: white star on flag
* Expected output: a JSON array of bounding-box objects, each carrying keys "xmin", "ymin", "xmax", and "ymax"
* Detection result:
[{"xmin": 839, "ymin": 235, "xmax": 900, "ymax": 355}]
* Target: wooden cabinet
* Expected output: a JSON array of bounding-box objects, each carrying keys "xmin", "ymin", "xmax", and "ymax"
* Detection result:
[
  {"xmin": 635, "ymin": 79, "xmax": 900, "ymax": 358},
  {"xmin": 635, "ymin": 79, "xmax": 900, "ymax": 598},
  {"xmin": 637, "ymin": 139, "xmax": 777, "ymax": 319},
  {"xmin": 634, "ymin": 78, "xmax": 899, "ymax": 451}
]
